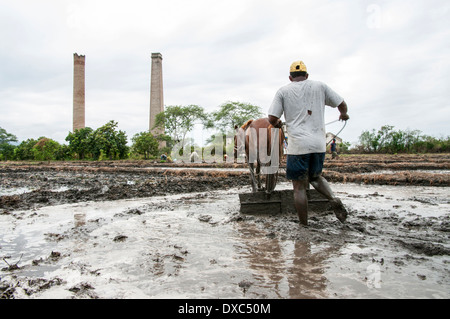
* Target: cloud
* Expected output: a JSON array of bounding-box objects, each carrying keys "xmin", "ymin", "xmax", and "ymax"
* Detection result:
[{"xmin": 0, "ymin": 0, "xmax": 449, "ymax": 146}]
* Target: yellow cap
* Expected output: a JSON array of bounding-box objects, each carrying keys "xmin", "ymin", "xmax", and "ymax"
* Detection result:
[{"xmin": 290, "ymin": 61, "xmax": 307, "ymax": 73}]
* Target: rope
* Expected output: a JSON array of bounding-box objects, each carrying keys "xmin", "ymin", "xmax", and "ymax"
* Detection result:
[
  {"xmin": 326, "ymin": 120, "xmax": 347, "ymax": 146},
  {"xmin": 281, "ymin": 118, "xmax": 348, "ymax": 146},
  {"xmin": 325, "ymin": 119, "xmax": 340, "ymax": 126}
]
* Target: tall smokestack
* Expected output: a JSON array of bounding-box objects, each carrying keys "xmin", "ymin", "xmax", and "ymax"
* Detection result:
[
  {"xmin": 149, "ymin": 52, "xmax": 164, "ymax": 138},
  {"xmin": 73, "ymin": 53, "xmax": 85, "ymax": 131}
]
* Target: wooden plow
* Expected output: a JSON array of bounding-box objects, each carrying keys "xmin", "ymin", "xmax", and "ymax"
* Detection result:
[
  {"xmin": 238, "ymin": 188, "xmax": 330, "ymax": 215},
  {"xmin": 235, "ymin": 117, "xmax": 330, "ymax": 215}
]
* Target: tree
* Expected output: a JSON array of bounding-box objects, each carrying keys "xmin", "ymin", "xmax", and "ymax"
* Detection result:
[
  {"xmin": 403, "ymin": 129, "xmax": 421, "ymax": 153},
  {"xmin": 377, "ymin": 125, "xmax": 394, "ymax": 152},
  {"xmin": 154, "ymin": 105, "xmax": 208, "ymax": 148},
  {"xmin": 32, "ymin": 137, "xmax": 61, "ymax": 161},
  {"xmin": 358, "ymin": 125, "xmax": 394, "ymax": 153},
  {"xmin": 211, "ymin": 101, "xmax": 263, "ymax": 133},
  {"xmin": 389, "ymin": 129, "xmax": 405, "ymax": 153},
  {"xmin": 0, "ymin": 143, "xmax": 15, "ymax": 160},
  {"xmin": 14, "ymin": 138, "xmax": 38, "ymax": 160},
  {"xmin": 356, "ymin": 125, "xmax": 449, "ymax": 154},
  {"xmin": 90, "ymin": 120, "xmax": 129, "ymax": 160},
  {"xmin": 65, "ymin": 127, "xmax": 94, "ymax": 159},
  {"xmin": 0, "ymin": 127, "xmax": 17, "ymax": 145},
  {"xmin": 358, "ymin": 129, "xmax": 379, "ymax": 152},
  {"xmin": 0, "ymin": 127, "xmax": 18, "ymax": 160},
  {"xmin": 131, "ymin": 131, "xmax": 159, "ymax": 159},
  {"xmin": 54, "ymin": 144, "xmax": 71, "ymax": 161}
]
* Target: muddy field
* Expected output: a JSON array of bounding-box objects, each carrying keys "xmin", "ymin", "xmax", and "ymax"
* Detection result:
[{"xmin": 0, "ymin": 154, "xmax": 449, "ymax": 299}]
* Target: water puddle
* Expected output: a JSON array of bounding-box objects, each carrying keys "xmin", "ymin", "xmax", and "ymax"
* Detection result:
[{"xmin": 0, "ymin": 186, "xmax": 81, "ymax": 196}]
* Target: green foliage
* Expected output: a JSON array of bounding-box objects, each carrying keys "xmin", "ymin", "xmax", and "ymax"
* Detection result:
[
  {"xmin": 211, "ymin": 101, "xmax": 263, "ymax": 133},
  {"xmin": 200, "ymin": 102, "xmax": 263, "ymax": 160},
  {"xmin": 356, "ymin": 125, "xmax": 449, "ymax": 154},
  {"xmin": 0, "ymin": 127, "xmax": 18, "ymax": 160},
  {"xmin": 54, "ymin": 144, "xmax": 71, "ymax": 161},
  {"xmin": 154, "ymin": 105, "xmax": 208, "ymax": 147},
  {"xmin": 131, "ymin": 131, "xmax": 159, "ymax": 159},
  {"xmin": 155, "ymin": 134, "xmax": 173, "ymax": 155},
  {"xmin": 64, "ymin": 121, "xmax": 129, "ymax": 160},
  {"xmin": 90, "ymin": 121, "xmax": 129, "ymax": 160},
  {"xmin": 14, "ymin": 138, "xmax": 38, "ymax": 160},
  {"xmin": 32, "ymin": 137, "xmax": 61, "ymax": 161},
  {"xmin": 65, "ymin": 127, "xmax": 94, "ymax": 159},
  {"xmin": 338, "ymin": 141, "xmax": 351, "ymax": 153},
  {"xmin": 412, "ymin": 135, "xmax": 450, "ymax": 153},
  {"xmin": 0, "ymin": 127, "xmax": 18, "ymax": 145},
  {"xmin": 0, "ymin": 143, "xmax": 16, "ymax": 160}
]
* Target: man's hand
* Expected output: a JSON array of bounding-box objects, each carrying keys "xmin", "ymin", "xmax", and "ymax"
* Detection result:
[
  {"xmin": 337, "ymin": 101, "xmax": 349, "ymax": 121},
  {"xmin": 339, "ymin": 113, "xmax": 349, "ymax": 121},
  {"xmin": 268, "ymin": 115, "xmax": 283, "ymax": 128}
]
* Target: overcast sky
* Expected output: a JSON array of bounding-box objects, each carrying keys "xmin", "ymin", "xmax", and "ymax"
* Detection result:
[{"xmin": 1, "ymin": 0, "xmax": 449, "ymax": 146}]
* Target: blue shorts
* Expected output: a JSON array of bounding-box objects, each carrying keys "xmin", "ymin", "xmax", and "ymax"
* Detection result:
[{"xmin": 286, "ymin": 153, "xmax": 325, "ymax": 180}]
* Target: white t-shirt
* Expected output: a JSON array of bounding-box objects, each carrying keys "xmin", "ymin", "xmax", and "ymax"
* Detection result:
[{"xmin": 268, "ymin": 80, "xmax": 343, "ymax": 155}]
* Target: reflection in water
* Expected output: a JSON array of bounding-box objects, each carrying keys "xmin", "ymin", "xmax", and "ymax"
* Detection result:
[
  {"xmin": 234, "ymin": 221, "xmax": 336, "ymax": 298},
  {"xmin": 235, "ymin": 223, "xmax": 284, "ymax": 298},
  {"xmin": 73, "ymin": 212, "xmax": 87, "ymax": 253},
  {"xmin": 287, "ymin": 241, "xmax": 335, "ymax": 298}
]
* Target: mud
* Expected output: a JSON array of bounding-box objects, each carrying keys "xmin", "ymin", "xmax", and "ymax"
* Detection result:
[
  {"xmin": 0, "ymin": 156, "xmax": 449, "ymax": 299},
  {"xmin": 0, "ymin": 162, "xmax": 251, "ymax": 212}
]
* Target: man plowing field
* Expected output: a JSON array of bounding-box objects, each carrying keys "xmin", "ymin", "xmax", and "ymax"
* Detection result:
[{"xmin": 268, "ymin": 60, "xmax": 349, "ymax": 226}]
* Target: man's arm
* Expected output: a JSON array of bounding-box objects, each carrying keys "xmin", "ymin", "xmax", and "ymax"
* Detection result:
[
  {"xmin": 268, "ymin": 115, "xmax": 283, "ymax": 128},
  {"xmin": 337, "ymin": 101, "xmax": 349, "ymax": 121}
]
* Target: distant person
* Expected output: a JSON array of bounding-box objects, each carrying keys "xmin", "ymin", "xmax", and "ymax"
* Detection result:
[
  {"xmin": 268, "ymin": 60, "xmax": 349, "ymax": 225},
  {"xmin": 330, "ymin": 138, "xmax": 338, "ymax": 159}
]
